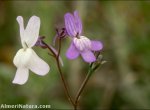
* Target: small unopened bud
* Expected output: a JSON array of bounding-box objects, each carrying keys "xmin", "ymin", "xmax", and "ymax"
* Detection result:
[
  {"xmin": 90, "ymin": 54, "xmax": 106, "ymax": 71},
  {"xmin": 97, "ymin": 55, "xmax": 103, "ymax": 62},
  {"xmin": 53, "ymin": 28, "xmax": 67, "ymax": 45}
]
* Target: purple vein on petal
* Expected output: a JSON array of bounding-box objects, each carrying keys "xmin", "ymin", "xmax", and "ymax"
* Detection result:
[
  {"xmin": 74, "ymin": 11, "xmax": 82, "ymax": 35},
  {"xmin": 64, "ymin": 13, "xmax": 77, "ymax": 37}
]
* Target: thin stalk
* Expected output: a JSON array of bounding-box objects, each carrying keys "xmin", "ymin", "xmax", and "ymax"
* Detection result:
[
  {"xmin": 42, "ymin": 40, "xmax": 75, "ymax": 107},
  {"xmin": 57, "ymin": 38, "xmax": 61, "ymax": 58},
  {"xmin": 42, "ymin": 41, "xmax": 56, "ymax": 57},
  {"xmin": 56, "ymin": 57, "xmax": 75, "ymax": 107},
  {"xmin": 74, "ymin": 69, "xmax": 94, "ymax": 110},
  {"xmin": 56, "ymin": 38, "xmax": 75, "ymax": 107}
]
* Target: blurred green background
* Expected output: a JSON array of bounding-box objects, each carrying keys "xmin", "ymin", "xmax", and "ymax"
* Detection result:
[{"xmin": 0, "ymin": 1, "xmax": 150, "ymax": 109}]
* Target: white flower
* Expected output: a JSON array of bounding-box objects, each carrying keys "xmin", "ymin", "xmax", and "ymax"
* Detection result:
[{"xmin": 13, "ymin": 16, "xmax": 50, "ymax": 85}]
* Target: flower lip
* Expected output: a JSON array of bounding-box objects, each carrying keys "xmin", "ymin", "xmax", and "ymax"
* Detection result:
[
  {"xmin": 73, "ymin": 36, "xmax": 91, "ymax": 51},
  {"xmin": 13, "ymin": 48, "xmax": 33, "ymax": 68}
]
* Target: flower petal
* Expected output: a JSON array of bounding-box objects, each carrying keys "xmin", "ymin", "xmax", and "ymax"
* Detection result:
[
  {"xmin": 74, "ymin": 11, "xmax": 82, "ymax": 35},
  {"xmin": 28, "ymin": 50, "xmax": 50, "ymax": 76},
  {"xmin": 24, "ymin": 16, "xmax": 40, "ymax": 47},
  {"xmin": 13, "ymin": 48, "xmax": 33, "ymax": 68},
  {"xmin": 16, "ymin": 16, "xmax": 26, "ymax": 48},
  {"xmin": 64, "ymin": 13, "xmax": 77, "ymax": 37},
  {"xmin": 66, "ymin": 43, "xmax": 79, "ymax": 59},
  {"xmin": 91, "ymin": 40, "xmax": 103, "ymax": 51},
  {"xmin": 12, "ymin": 67, "xmax": 29, "ymax": 85},
  {"xmin": 81, "ymin": 50, "xmax": 96, "ymax": 63}
]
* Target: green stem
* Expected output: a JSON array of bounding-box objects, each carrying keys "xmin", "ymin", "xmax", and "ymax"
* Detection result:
[{"xmin": 74, "ymin": 68, "xmax": 94, "ymax": 110}]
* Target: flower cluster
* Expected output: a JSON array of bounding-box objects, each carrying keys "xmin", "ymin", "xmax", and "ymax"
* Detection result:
[{"xmin": 13, "ymin": 11, "xmax": 103, "ymax": 85}]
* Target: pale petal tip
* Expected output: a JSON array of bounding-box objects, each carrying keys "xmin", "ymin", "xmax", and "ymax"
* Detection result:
[
  {"xmin": 74, "ymin": 10, "xmax": 78, "ymax": 15},
  {"xmin": 31, "ymin": 15, "xmax": 40, "ymax": 22},
  {"xmin": 16, "ymin": 16, "xmax": 23, "ymax": 23},
  {"xmin": 40, "ymin": 65, "xmax": 50, "ymax": 76},
  {"xmin": 91, "ymin": 41, "xmax": 103, "ymax": 51},
  {"xmin": 12, "ymin": 80, "xmax": 26, "ymax": 85},
  {"xmin": 64, "ymin": 13, "xmax": 71, "ymax": 17},
  {"xmin": 12, "ymin": 76, "xmax": 28, "ymax": 85},
  {"xmin": 12, "ymin": 68, "xmax": 29, "ymax": 85},
  {"xmin": 97, "ymin": 41, "xmax": 103, "ymax": 51}
]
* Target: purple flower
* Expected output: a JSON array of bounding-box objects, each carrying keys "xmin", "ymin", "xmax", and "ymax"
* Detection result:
[{"xmin": 64, "ymin": 11, "xmax": 103, "ymax": 63}]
